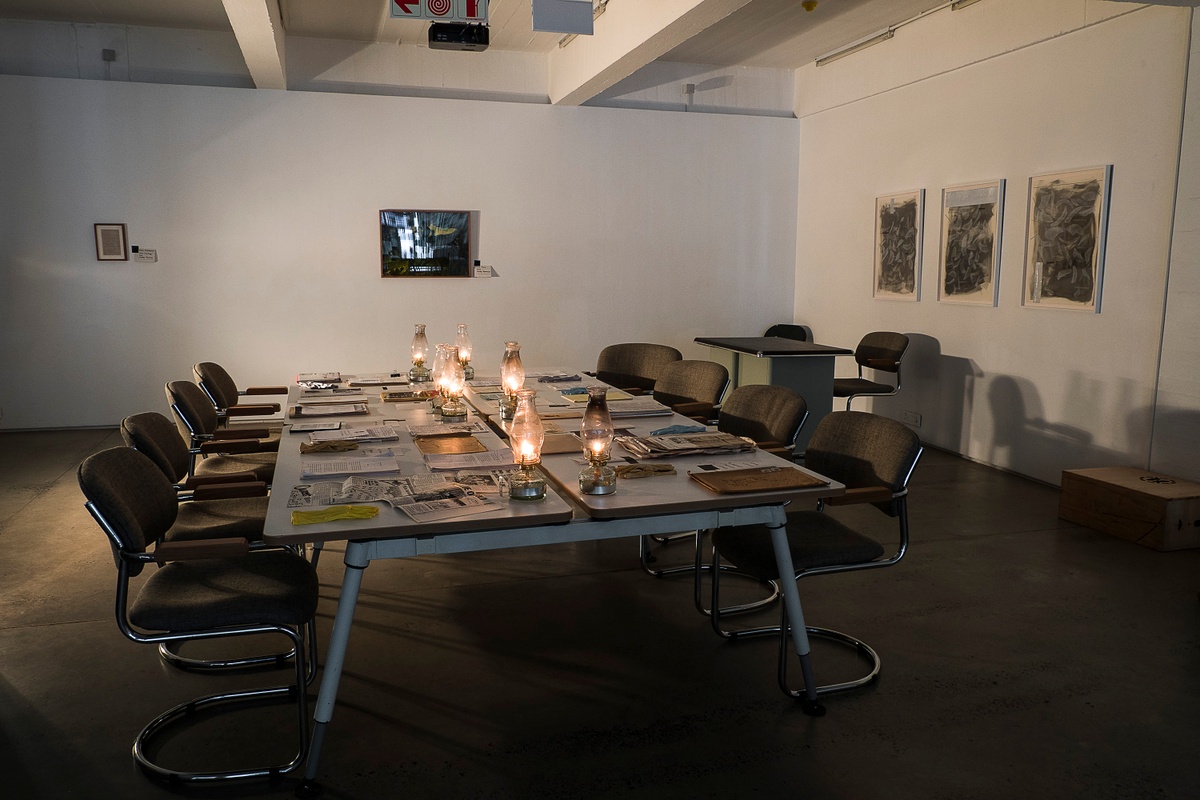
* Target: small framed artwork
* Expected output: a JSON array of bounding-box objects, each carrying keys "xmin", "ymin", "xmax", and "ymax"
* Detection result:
[
  {"xmin": 1022, "ymin": 165, "xmax": 1112, "ymax": 312},
  {"xmin": 380, "ymin": 210, "xmax": 475, "ymax": 277},
  {"xmin": 938, "ymin": 180, "xmax": 1005, "ymax": 306},
  {"xmin": 94, "ymin": 223, "xmax": 128, "ymax": 261},
  {"xmin": 874, "ymin": 190, "xmax": 923, "ymax": 301}
]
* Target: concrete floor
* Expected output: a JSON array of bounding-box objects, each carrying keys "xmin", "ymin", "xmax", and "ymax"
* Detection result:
[{"xmin": 2, "ymin": 428, "xmax": 1198, "ymax": 799}]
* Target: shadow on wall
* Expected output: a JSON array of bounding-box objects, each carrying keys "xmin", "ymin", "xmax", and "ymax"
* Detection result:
[
  {"xmin": 862, "ymin": 333, "xmax": 981, "ymax": 455},
  {"xmin": 1147, "ymin": 407, "xmax": 1200, "ymax": 482},
  {"xmin": 987, "ymin": 375, "xmax": 1134, "ymax": 484}
]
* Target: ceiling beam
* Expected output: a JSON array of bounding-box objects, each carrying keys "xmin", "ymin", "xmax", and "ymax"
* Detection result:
[
  {"xmin": 222, "ymin": 0, "xmax": 287, "ymax": 90},
  {"xmin": 547, "ymin": 0, "xmax": 754, "ymax": 106}
]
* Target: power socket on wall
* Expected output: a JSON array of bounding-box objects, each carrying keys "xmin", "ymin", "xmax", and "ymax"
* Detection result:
[{"xmin": 901, "ymin": 410, "xmax": 922, "ymax": 427}]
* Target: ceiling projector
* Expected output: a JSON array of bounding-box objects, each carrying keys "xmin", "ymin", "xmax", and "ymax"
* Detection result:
[{"xmin": 428, "ymin": 23, "xmax": 490, "ymax": 51}]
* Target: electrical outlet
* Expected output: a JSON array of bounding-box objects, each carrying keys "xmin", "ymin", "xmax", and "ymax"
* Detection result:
[{"xmin": 901, "ymin": 410, "xmax": 921, "ymax": 427}]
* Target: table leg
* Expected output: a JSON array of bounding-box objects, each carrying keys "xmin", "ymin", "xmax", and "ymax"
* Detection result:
[
  {"xmin": 766, "ymin": 509, "xmax": 825, "ymax": 716},
  {"xmin": 297, "ymin": 542, "xmax": 370, "ymax": 795}
]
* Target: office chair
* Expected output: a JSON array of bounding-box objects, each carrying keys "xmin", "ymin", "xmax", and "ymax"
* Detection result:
[
  {"xmin": 641, "ymin": 384, "xmax": 809, "ymax": 617},
  {"xmin": 193, "ymin": 361, "xmax": 286, "ymax": 428},
  {"xmin": 709, "ymin": 411, "xmax": 922, "ymax": 713},
  {"xmin": 833, "ymin": 331, "xmax": 909, "ymax": 410},
  {"xmin": 166, "ymin": 380, "xmax": 277, "ymax": 483},
  {"xmin": 120, "ymin": 411, "xmax": 314, "ymax": 673},
  {"xmin": 78, "ymin": 446, "xmax": 317, "ymax": 783},
  {"xmin": 593, "ymin": 343, "xmax": 682, "ymax": 394},
  {"xmin": 647, "ymin": 359, "xmax": 729, "ymax": 422},
  {"xmin": 764, "ymin": 323, "xmax": 812, "ymax": 342}
]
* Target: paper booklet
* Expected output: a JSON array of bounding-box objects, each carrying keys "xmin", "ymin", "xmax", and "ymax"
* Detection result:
[
  {"xmin": 616, "ymin": 432, "xmax": 755, "ymax": 459},
  {"xmin": 688, "ymin": 465, "xmax": 829, "ymax": 494}
]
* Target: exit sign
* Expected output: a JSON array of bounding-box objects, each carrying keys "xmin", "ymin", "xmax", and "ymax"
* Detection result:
[{"xmin": 391, "ymin": 0, "xmax": 488, "ymax": 22}]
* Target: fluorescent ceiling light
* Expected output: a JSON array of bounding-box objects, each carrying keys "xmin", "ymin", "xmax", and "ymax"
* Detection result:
[{"xmin": 815, "ymin": 28, "xmax": 894, "ymax": 67}]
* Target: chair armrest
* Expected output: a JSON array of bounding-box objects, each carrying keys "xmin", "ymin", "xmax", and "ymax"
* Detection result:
[
  {"xmin": 824, "ymin": 486, "xmax": 895, "ymax": 506},
  {"xmin": 244, "ymin": 385, "xmax": 289, "ymax": 396},
  {"xmin": 191, "ymin": 481, "xmax": 268, "ymax": 501},
  {"xmin": 864, "ymin": 358, "xmax": 897, "ymax": 370},
  {"xmin": 183, "ymin": 473, "xmax": 258, "ymax": 489},
  {"xmin": 756, "ymin": 441, "xmax": 793, "ymax": 459},
  {"xmin": 154, "ymin": 537, "xmax": 249, "ymax": 564},
  {"xmin": 622, "ymin": 387, "xmax": 646, "ymax": 396},
  {"xmin": 226, "ymin": 403, "xmax": 282, "ymax": 416},
  {"xmin": 211, "ymin": 427, "xmax": 270, "ymax": 440},
  {"xmin": 199, "ymin": 438, "xmax": 267, "ymax": 455},
  {"xmin": 670, "ymin": 401, "xmax": 716, "ymax": 419}
]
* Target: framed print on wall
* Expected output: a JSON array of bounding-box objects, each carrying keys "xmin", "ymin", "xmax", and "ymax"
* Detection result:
[
  {"xmin": 94, "ymin": 223, "xmax": 128, "ymax": 261},
  {"xmin": 380, "ymin": 209, "xmax": 475, "ymax": 277},
  {"xmin": 938, "ymin": 180, "xmax": 1005, "ymax": 306},
  {"xmin": 874, "ymin": 190, "xmax": 923, "ymax": 301},
  {"xmin": 1022, "ymin": 165, "xmax": 1112, "ymax": 312}
]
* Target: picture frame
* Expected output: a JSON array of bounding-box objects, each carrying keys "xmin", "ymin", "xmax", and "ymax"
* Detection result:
[
  {"xmin": 380, "ymin": 210, "xmax": 475, "ymax": 277},
  {"xmin": 1022, "ymin": 165, "xmax": 1112, "ymax": 312},
  {"xmin": 94, "ymin": 223, "xmax": 128, "ymax": 261},
  {"xmin": 938, "ymin": 180, "xmax": 1005, "ymax": 306},
  {"xmin": 874, "ymin": 190, "xmax": 923, "ymax": 301}
]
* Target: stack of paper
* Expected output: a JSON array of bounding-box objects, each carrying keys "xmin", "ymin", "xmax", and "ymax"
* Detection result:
[{"xmin": 615, "ymin": 432, "xmax": 755, "ymax": 459}]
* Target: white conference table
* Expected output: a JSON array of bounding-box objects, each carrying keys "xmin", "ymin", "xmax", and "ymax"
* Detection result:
[{"xmin": 261, "ymin": 373, "xmax": 843, "ymax": 795}]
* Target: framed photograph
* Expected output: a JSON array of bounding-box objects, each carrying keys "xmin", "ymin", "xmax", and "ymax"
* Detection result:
[
  {"xmin": 874, "ymin": 190, "xmax": 923, "ymax": 301},
  {"xmin": 380, "ymin": 210, "xmax": 475, "ymax": 277},
  {"xmin": 938, "ymin": 180, "xmax": 1005, "ymax": 306},
  {"xmin": 1022, "ymin": 166, "xmax": 1112, "ymax": 312},
  {"xmin": 94, "ymin": 223, "xmax": 128, "ymax": 261}
]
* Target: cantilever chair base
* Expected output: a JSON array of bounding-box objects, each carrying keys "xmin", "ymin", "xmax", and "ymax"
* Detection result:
[
  {"xmin": 135, "ymin": 628, "xmax": 310, "ymax": 784},
  {"xmin": 638, "ymin": 531, "xmax": 781, "ymax": 615}
]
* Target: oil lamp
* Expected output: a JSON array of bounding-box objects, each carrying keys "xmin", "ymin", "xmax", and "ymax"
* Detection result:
[
  {"xmin": 439, "ymin": 345, "xmax": 468, "ymax": 418},
  {"xmin": 498, "ymin": 340, "xmax": 524, "ymax": 420},
  {"xmin": 455, "ymin": 323, "xmax": 475, "ymax": 380},
  {"xmin": 579, "ymin": 386, "xmax": 616, "ymax": 495},
  {"xmin": 507, "ymin": 388, "xmax": 546, "ymax": 500},
  {"xmin": 409, "ymin": 323, "xmax": 431, "ymax": 382}
]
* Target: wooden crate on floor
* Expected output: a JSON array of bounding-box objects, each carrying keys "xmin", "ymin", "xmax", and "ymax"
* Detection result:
[{"xmin": 1059, "ymin": 467, "xmax": 1200, "ymax": 551}]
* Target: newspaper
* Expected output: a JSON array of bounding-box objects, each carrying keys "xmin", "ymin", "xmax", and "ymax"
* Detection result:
[
  {"xmin": 615, "ymin": 432, "xmax": 755, "ymax": 459},
  {"xmin": 292, "ymin": 403, "xmax": 369, "ymax": 417},
  {"xmin": 424, "ymin": 448, "xmax": 517, "ymax": 471},
  {"xmin": 309, "ymin": 426, "xmax": 399, "ymax": 443},
  {"xmin": 287, "ymin": 472, "xmax": 507, "ymax": 509},
  {"xmin": 299, "ymin": 457, "xmax": 399, "ymax": 478},
  {"xmin": 396, "ymin": 491, "xmax": 498, "ymax": 523},
  {"xmin": 406, "ymin": 420, "xmax": 488, "ymax": 437}
]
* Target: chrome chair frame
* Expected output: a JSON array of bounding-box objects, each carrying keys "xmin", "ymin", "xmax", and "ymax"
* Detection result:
[
  {"xmin": 80, "ymin": 450, "xmax": 316, "ymax": 783},
  {"xmin": 708, "ymin": 411, "xmax": 922, "ymax": 711}
]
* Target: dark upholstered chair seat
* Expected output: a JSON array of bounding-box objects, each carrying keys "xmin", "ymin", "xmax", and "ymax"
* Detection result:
[
  {"xmin": 130, "ymin": 550, "xmax": 319, "ymax": 633},
  {"xmin": 713, "ymin": 512, "xmax": 885, "ymax": 580},
  {"xmin": 170, "ymin": 497, "xmax": 268, "ymax": 541},
  {"xmin": 195, "ymin": 452, "xmax": 276, "ymax": 483}
]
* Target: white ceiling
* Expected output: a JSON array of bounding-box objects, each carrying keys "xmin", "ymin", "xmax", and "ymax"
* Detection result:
[{"xmin": 0, "ymin": 0, "xmax": 957, "ymax": 69}]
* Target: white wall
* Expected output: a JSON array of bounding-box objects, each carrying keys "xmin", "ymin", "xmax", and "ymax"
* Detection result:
[
  {"xmin": 587, "ymin": 60, "xmax": 794, "ymax": 118},
  {"xmin": 0, "ymin": 74, "xmax": 798, "ymax": 429},
  {"xmin": 1152, "ymin": 9, "xmax": 1200, "ymax": 481},
  {"xmin": 792, "ymin": 1, "xmax": 1189, "ymax": 484}
]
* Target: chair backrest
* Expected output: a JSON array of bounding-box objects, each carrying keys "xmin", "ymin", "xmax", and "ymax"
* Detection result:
[
  {"xmin": 854, "ymin": 331, "xmax": 909, "ymax": 374},
  {"xmin": 121, "ymin": 412, "xmax": 191, "ymax": 483},
  {"xmin": 651, "ymin": 360, "xmax": 729, "ymax": 409},
  {"xmin": 805, "ymin": 411, "xmax": 922, "ymax": 515},
  {"xmin": 764, "ymin": 323, "xmax": 811, "ymax": 342},
  {"xmin": 717, "ymin": 384, "xmax": 808, "ymax": 448},
  {"xmin": 166, "ymin": 380, "xmax": 220, "ymax": 442},
  {"xmin": 595, "ymin": 343, "xmax": 682, "ymax": 392},
  {"xmin": 194, "ymin": 362, "xmax": 239, "ymax": 410},
  {"xmin": 78, "ymin": 447, "xmax": 179, "ymax": 575}
]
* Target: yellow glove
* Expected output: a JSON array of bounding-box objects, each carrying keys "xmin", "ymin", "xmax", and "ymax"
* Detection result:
[{"xmin": 291, "ymin": 505, "xmax": 381, "ymax": 525}]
